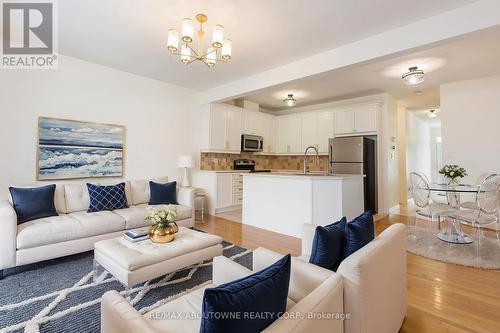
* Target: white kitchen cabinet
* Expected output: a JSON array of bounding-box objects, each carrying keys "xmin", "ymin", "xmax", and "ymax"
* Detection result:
[
  {"xmin": 231, "ymin": 173, "xmax": 243, "ymax": 205},
  {"xmin": 241, "ymin": 109, "xmax": 262, "ymax": 135},
  {"xmin": 194, "ymin": 171, "xmax": 245, "ymax": 215},
  {"xmin": 276, "ymin": 117, "xmax": 289, "ymax": 153},
  {"xmin": 301, "ymin": 111, "xmax": 334, "ymax": 153},
  {"xmin": 201, "ymin": 103, "xmax": 242, "ymax": 153},
  {"xmin": 262, "ymin": 114, "xmax": 276, "ymax": 153},
  {"xmin": 354, "ymin": 103, "xmax": 378, "ymax": 133},
  {"xmin": 216, "ymin": 174, "xmax": 233, "ymax": 209},
  {"xmin": 242, "ymin": 110, "xmax": 275, "ymax": 153},
  {"xmin": 225, "ymin": 106, "xmax": 243, "ymax": 151},
  {"xmin": 201, "ymin": 101, "xmax": 377, "ymax": 155},
  {"xmin": 277, "ymin": 115, "xmax": 301, "ymax": 154},
  {"xmin": 334, "ymin": 104, "xmax": 377, "ymax": 135},
  {"xmin": 301, "ymin": 112, "xmax": 317, "ymax": 151},
  {"xmin": 316, "ymin": 111, "xmax": 335, "ymax": 152},
  {"xmin": 335, "ymin": 107, "xmax": 356, "ymax": 134}
]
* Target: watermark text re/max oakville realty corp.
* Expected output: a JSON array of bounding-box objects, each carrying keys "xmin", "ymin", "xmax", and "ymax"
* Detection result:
[{"xmin": 1, "ymin": 0, "xmax": 58, "ymax": 69}]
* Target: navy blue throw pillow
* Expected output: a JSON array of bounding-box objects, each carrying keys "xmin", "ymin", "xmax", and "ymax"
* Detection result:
[
  {"xmin": 200, "ymin": 254, "xmax": 291, "ymax": 333},
  {"xmin": 87, "ymin": 183, "xmax": 128, "ymax": 213},
  {"xmin": 149, "ymin": 181, "xmax": 178, "ymax": 205},
  {"xmin": 309, "ymin": 217, "xmax": 346, "ymax": 271},
  {"xmin": 9, "ymin": 185, "xmax": 58, "ymax": 224},
  {"xmin": 343, "ymin": 211, "xmax": 375, "ymax": 260}
]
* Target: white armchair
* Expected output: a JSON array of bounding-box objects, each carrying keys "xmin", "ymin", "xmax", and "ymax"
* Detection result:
[
  {"xmin": 300, "ymin": 223, "xmax": 407, "ymax": 333},
  {"xmin": 101, "ymin": 248, "xmax": 344, "ymax": 333}
]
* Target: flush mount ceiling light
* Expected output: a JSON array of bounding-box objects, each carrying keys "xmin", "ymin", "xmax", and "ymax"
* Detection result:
[
  {"xmin": 167, "ymin": 13, "xmax": 231, "ymax": 68},
  {"xmin": 428, "ymin": 109, "xmax": 438, "ymax": 118},
  {"xmin": 402, "ymin": 66, "xmax": 425, "ymax": 85},
  {"xmin": 283, "ymin": 94, "xmax": 297, "ymax": 107}
]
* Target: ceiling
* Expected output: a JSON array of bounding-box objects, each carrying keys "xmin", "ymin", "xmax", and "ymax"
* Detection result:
[
  {"xmin": 59, "ymin": 0, "xmax": 477, "ymax": 91},
  {"xmin": 238, "ymin": 25, "xmax": 500, "ymax": 111}
]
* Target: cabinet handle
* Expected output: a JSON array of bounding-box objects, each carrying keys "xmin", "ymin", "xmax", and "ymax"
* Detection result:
[
  {"xmin": 225, "ymin": 141, "xmax": 230, "ymax": 149},
  {"xmin": 287, "ymin": 145, "xmax": 291, "ymax": 153},
  {"xmin": 268, "ymin": 145, "xmax": 271, "ymax": 153}
]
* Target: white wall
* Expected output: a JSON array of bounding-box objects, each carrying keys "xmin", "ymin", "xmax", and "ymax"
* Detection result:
[
  {"xmin": 0, "ymin": 56, "xmax": 198, "ymax": 200},
  {"xmin": 429, "ymin": 127, "xmax": 442, "ymax": 183},
  {"xmin": 397, "ymin": 105, "xmax": 408, "ymax": 204},
  {"xmin": 406, "ymin": 111, "xmax": 432, "ymax": 179},
  {"xmin": 440, "ymin": 75, "xmax": 500, "ymax": 183},
  {"xmin": 383, "ymin": 95, "xmax": 399, "ymax": 211}
]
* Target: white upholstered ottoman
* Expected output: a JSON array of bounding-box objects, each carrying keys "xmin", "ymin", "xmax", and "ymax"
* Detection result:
[{"xmin": 94, "ymin": 227, "xmax": 223, "ymax": 287}]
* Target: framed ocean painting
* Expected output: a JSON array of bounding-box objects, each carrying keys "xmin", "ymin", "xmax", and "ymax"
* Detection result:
[{"xmin": 37, "ymin": 117, "xmax": 125, "ymax": 180}]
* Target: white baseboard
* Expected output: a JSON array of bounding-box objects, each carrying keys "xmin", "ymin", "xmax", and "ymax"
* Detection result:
[
  {"xmin": 215, "ymin": 205, "xmax": 242, "ymax": 214},
  {"xmin": 389, "ymin": 204, "xmax": 400, "ymax": 214}
]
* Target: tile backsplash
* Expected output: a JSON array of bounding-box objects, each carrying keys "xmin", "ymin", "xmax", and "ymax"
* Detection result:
[{"xmin": 200, "ymin": 152, "xmax": 329, "ymax": 172}]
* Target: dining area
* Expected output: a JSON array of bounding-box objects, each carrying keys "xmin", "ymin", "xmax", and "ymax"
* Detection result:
[{"xmin": 407, "ymin": 165, "xmax": 500, "ymax": 269}]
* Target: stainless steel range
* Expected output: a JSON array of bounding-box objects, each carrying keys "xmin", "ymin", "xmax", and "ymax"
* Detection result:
[{"xmin": 233, "ymin": 159, "xmax": 271, "ymax": 173}]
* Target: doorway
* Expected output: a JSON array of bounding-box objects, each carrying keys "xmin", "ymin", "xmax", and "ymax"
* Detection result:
[{"xmin": 398, "ymin": 108, "xmax": 442, "ymax": 215}]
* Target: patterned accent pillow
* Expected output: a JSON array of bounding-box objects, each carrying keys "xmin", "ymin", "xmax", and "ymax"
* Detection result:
[{"xmin": 87, "ymin": 183, "xmax": 128, "ymax": 213}]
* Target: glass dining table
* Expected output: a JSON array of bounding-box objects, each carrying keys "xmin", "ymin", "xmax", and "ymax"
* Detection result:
[{"xmin": 429, "ymin": 183, "xmax": 479, "ymax": 244}]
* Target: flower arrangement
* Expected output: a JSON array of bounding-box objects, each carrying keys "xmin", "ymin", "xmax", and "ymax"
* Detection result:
[
  {"xmin": 146, "ymin": 206, "xmax": 179, "ymax": 243},
  {"xmin": 438, "ymin": 164, "xmax": 467, "ymax": 185},
  {"xmin": 146, "ymin": 206, "xmax": 178, "ymax": 228}
]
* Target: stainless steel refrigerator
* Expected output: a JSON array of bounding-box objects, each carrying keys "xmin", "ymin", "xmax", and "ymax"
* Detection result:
[{"xmin": 328, "ymin": 136, "xmax": 378, "ymax": 213}]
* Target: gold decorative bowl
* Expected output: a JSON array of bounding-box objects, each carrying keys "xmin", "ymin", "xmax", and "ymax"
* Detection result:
[{"xmin": 148, "ymin": 223, "xmax": 178, "ymax": 243}]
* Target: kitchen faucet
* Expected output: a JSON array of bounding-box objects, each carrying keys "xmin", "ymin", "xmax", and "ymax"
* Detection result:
[{"xmin": 303, "ymin": 146, "xmax": 320, "ymax": 174}]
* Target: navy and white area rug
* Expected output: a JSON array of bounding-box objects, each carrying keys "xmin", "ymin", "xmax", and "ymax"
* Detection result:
[{"xmin": 0, "ymin": 241, "xmax": 252, "ymax": 333}]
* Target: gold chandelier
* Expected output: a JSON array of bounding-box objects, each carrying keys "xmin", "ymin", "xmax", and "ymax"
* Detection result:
[{"xmin": 167, "ymin": 13, "xmax": 231, "ymax": 67}]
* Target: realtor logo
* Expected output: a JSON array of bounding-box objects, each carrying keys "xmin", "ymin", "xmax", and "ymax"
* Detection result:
[{"xmin": 1, "ymin": 0, "xmax": 58, "ymax": 69}]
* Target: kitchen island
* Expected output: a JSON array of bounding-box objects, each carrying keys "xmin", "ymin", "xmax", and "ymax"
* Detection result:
[{"xmin": 242, "ymin": 172, "xmax": 365, "ymax": 237}]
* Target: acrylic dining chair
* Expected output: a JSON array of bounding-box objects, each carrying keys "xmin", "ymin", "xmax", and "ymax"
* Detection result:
[
  {"xmin": 450, "ymin": 174, "xmax": 500, "ymax": 247},
  {"xmin": 460, "ymin": 173, "xmax": 496, "ymax": 210},
  {"xmin": 408, "ymin": 172, "xmax": 457, "ymax": 240}
]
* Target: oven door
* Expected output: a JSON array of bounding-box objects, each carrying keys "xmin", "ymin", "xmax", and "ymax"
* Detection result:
[{"xmin": 242, "ymin": 135, "xmax": 263, "ymax": 152}]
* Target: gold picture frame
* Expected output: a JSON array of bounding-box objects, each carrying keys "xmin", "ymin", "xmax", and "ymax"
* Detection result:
[{"xmin": 36, "ymin": 116, "xmax": 126, "ymax": 180}]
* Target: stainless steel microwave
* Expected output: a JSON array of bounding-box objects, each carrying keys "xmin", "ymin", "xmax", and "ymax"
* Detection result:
[{"xmin": 241, "ymin": 134, "xmax": 263, "ymax": 152}]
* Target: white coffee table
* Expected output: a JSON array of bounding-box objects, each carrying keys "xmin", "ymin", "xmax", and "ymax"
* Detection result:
[{"xmin": 93, "ymin": 227, "xmax": 223, "ymax": 287}]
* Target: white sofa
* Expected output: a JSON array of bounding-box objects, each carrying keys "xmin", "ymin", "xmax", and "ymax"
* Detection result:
[
  {"xmin": 301, "ymin": 223, "xmax": 407, "ymax": 333},
  {"xmin": 100, "ymin": 223, "xmax": 406, "ymax": 333},
  {"xmin": 101, "ymin": 247, "xmax": 344, "ymax": 333},
  {"xmin": 0, "ymin": 177, "xmax": 196, "ymax": 277}
]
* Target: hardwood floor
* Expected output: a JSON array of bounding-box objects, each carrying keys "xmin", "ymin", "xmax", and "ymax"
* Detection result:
[
  {"xmin": 196, "ymin": 214, "xmax": 500, "ymax": 333},
  {"xmin": 196, "ymin": 213, "xmax": 301, "ymax": 256}
]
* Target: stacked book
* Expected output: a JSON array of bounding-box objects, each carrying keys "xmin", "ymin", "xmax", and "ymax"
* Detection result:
[{"xmin": 123, "ymin": 228, "xmax": 149, "ymax": 242}]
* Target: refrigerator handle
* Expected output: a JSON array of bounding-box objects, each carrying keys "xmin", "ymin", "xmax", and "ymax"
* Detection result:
[{"xmin": 328, "ymin": 139, "xmax": 333, "ymax": 174}]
